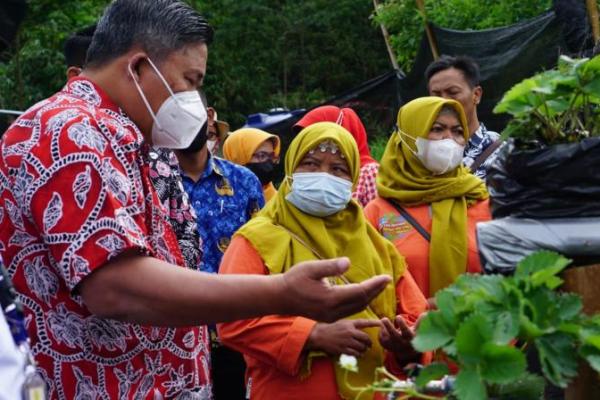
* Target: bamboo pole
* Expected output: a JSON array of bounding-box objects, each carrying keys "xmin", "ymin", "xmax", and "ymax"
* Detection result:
[
  {"xmin": 415, "ymin": 0, "xmax": 440, "ymax": 60},
  {"xmin": 586, "ymin": 0, "xmax": 600, "ymax": 44},
  {"xmin": 372, "ymin": 0, "xmax": 400, "ymax": 70}
]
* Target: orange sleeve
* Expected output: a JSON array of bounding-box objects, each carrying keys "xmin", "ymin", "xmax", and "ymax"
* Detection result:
[{"xmin": 217, "ymin": 235, "xmax": 317, "ymax": 376}]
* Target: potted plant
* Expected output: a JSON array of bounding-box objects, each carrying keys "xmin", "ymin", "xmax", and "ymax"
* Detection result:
[
  {"xmin": 487, "ymin": 54, "xmax": 600, "ymax": 219},
  {"xmin": 339, "ymin": 251, "xmax": 600, "ymax": 399}
]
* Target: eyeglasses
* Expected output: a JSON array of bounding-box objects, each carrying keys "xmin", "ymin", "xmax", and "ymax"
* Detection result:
[{"xmin": 251, "ymin": 151, "xmax": 279, "ymax": 163}]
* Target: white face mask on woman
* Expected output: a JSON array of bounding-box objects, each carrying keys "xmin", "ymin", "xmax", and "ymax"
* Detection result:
[
  {"xmin": 129, "ymin": 58, "xmax": 207, "ymax": 149},
  {"xmin": 285, "ymin": 172, "xmax": 353, "ymax": 217},
  {"xmin": 399, "ymin": 130, "xmax": 464, "ymax": 175}
]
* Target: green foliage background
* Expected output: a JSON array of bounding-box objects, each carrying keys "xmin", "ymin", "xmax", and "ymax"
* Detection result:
[
  {"xmin": 374, "ymin": 0, "xmax": 553, "ymax": 72},
  {"xmin": 0, "ymin": 0, "xmax": 390, "ymax": 128}
]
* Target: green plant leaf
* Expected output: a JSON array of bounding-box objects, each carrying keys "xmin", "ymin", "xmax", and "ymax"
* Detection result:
[
  {"xmin": 480, "ymin": 343, "xmax": 526, "ymax": 384},
  {"xmin": 454, "ymin": 368, "xmax": 487, "ymax": 400},
  {"xmin": 456, "ymin": 314, "xmax": 493, "ymax": 365},
  {"xmin": 412, "ymin": 311, "xmax": 454, "ymax": 352},
  {"xmin": 415, "ymin": 362, "xmax": 449, "ymax": 390},
  {"xmin": 487, "ymin": 373, "xmax": 546, "ymax": 400},
  {"xmin": 514, "ymin": 251, "xmax": 570, "ymax": 285},
  {"xmin": 535, "ymin": 333, "xmax": 579, "ymax": 387}
]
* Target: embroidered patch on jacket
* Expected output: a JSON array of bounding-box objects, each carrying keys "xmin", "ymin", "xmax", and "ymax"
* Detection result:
[{"xmin": 378, "ymin": 213, "xmax": 413, "ymax": 241}]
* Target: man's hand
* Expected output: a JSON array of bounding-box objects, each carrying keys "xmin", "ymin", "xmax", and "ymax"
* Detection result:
[
  {"xmin": 280, "ymin": 257, "xmax": 391, "ymax": 322},
  {"xmin": 305, "ymin": 319, "xmax": 381, "ymax": 357},
  {"xmin": 379, "ymin": 316, "xmax": 421, "ymax": 364}
]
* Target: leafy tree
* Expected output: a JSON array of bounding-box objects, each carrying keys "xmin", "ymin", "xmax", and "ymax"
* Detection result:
[{"xmin": 1, "ymin": 0, "xmax": 390, "ymax": 129}]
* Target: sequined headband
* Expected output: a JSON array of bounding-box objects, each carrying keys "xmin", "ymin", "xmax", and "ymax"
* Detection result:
[{"xmin": 308, "ymin": 140, "xmax": 345, "ymax": 158}]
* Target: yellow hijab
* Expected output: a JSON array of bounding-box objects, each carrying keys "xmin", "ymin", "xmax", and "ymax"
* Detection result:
[
  {"xmin": 223, "ymin": 128, "xmax": 281, "ymax": 202},
  {"xmin": 377, "ymin": 97, "xmax": 488, "ymax": 296},
  {"xmin": 237, "ymin": 122, "xmax": 406, "ymax": 400}
]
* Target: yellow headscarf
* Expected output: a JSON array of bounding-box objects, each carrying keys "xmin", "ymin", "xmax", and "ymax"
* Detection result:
[
  {"xmin": 377, "ymin": 97, "xmax": 488, "ymax": 296},
  {"xmin": 237, "ymin": 122, "xmax": 406, "ymax": 400},
  {"xmin": 223, "ymin": 128, "xmax": 281, "ymax": 202}
]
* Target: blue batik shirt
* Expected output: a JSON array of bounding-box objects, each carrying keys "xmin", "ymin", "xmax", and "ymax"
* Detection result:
[
  {"xmin": 181, "ymin": 155, "xmax": 264, "ymax": 274},
  {"xmin": 463, "ymin": 123, "xmax": 501, "ymax": 180}
]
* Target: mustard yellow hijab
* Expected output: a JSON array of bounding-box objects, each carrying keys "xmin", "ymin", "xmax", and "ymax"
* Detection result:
[
  {"xmin": 377, "ymin": 97, "xmax": 488, "ymax": 296},
  {"xmin": 223, "ymin": 128, "xmax": 281, "ymax": 201},
  {"xmin": 237, "ymin": 122, "xmax": 407, "ymax": 400}
]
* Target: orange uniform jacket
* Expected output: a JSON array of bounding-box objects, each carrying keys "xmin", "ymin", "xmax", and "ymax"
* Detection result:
[
  {"xmin": 364, "ymin": 198, "xmax": 491, "ymax": 299},
  {"xmin": 218, "ymin": 235, "xmax": 429, "ymax": 400}
]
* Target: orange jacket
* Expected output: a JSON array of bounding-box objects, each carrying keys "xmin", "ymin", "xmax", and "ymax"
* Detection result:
[
  {"xmin": 218, "ymin": 235, "xmax": 429, "ymax": 400},
  {"xmin": 364, "ymin": 198, "xmax": 491, "ymax": 299}
]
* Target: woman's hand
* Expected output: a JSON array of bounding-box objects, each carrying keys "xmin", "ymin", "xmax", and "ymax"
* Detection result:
[
  {"xmin": 305, "ymin": 319, "xmax": 381, "ymax": 357},
  {"xmin": 379, "ymin": 316, "xmax": 421, "ymax": 364}
]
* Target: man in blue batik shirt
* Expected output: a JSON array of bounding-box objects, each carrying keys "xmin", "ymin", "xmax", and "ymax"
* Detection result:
[
  {"xmin": 175, "ymin": 102, "xmax": 264, "ymax": 400},
  {"xmin": 426, "ymin": 55, "xmax": 502, "ymax": 180}
]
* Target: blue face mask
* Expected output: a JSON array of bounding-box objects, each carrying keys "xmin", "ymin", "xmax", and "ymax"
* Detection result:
[{"xmin": 285, "ymin": 172, "xmax": 353, "ymax": 217}]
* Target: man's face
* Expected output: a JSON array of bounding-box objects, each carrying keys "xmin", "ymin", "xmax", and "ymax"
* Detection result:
[
  {"xmin": 128, "ymin": 42, "xmax": 208, "ymax": 139},
  {"xmin": 428, "ymin": 67, "xmax": 482, "ymax": 130}
]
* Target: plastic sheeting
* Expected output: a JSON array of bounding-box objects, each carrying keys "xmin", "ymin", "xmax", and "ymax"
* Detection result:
[
  {"xmin": 477, "ymin": 217, "xmax": 600, "ymax": 275},
  {"xmin": 487, "ymin": 137, "xmax": 600, "ymax": 219}
]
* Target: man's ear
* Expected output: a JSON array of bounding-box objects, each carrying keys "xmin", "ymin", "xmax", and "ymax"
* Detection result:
[
  {"xmin": 127, "ymin": 53, "xmax": 148, "ymax": 83},
  {"xmin": 473, "ymin": 85, "xmax": 483, "ymax": 105},
  {"xmin": 66, "ymin": 66, "xmax": 82, "ymax": 80},
  {"xmin": 206, "ymin": 107, "xmax": 216, "ymax": 124}
]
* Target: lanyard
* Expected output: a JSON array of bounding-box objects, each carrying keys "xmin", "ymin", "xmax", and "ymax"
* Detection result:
[{"xmin": 0, "ymin": 262, "xmax": 47, "ymax": 400}]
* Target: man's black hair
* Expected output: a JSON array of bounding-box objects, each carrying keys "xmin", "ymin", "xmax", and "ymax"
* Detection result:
[
  {"xmin": 425, "ymin": 55, "xmax": 481, "ymax": 88},
  {"xmin": 87, "ymin": 0, "xmax": 214, "ymax": 68},
  {"xmin": 63, "ymin": 24, "xmax": 97, "ymax": 68}
]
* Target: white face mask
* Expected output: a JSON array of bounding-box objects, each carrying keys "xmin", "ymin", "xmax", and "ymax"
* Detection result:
[
  {"xmin": 285, "ymin": 172, "xmax": 353, "ymax": 217},
  {"xmin": 129, "ymin": 58, "xmax": 207, "ymax": 149},
  {"xmin": 207, "ymin": 139, "xmax": 218, "ymax": 155},
  {"xmin": 400, "ymin": 130, "xmax": 464, "ymax": 175}
]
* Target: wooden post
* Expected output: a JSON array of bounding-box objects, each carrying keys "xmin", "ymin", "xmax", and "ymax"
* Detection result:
[
  {"xmin": 586, "ymin": 0, "xmax": 600, "ymax": 44},
  {"xmin": 372, "ymin": 0, "xmax": 400, "ymax": 70},
  {"xmin": 415, "ymin": 0, "xmax": 440, "ymax": 60}
]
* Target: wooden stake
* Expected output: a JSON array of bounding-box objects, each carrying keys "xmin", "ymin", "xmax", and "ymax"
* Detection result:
[
  {"xmin": 586, "ymin": 0, "xmax": 600, "ymax": 43},
  {"xmin": 415, "ymin": 0, "xmax": 440, "ymax": 60},
  {"xmin": 372, "ymin": 0, "xmax": 400, "ymax": 70}
]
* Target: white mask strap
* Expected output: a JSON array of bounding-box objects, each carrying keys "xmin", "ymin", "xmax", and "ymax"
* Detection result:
[
  {"xmin": 397, "ymin": 128, "xmax": 418, "ymax": 156},
  {"xmin": 128, "ymin": 61, "xmax": 162, "ymax": 131}
]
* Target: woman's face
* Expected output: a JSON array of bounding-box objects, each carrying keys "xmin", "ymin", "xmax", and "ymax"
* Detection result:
[
  {"xmin": 427, "ymin": 112, "xmax": 466, "ymax": 146},
  {"xmin": 294, "ymin": 143, "xmax": 352, "ymax": 182},
  {"xmin": 250, "ymin": 140, "xmax": 277, "ymax": 163}
]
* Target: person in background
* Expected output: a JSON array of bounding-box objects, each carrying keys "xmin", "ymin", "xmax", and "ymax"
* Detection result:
[
  {"xmin": 0, "ymin": 1, "xmax": 391, "ymax": 397},
  {"xmin": 63, "ymin": 23, "xmax": 97, "ymax": 80},
  {"xmin": 63, "ymin": 22, "xmax": 203, "ymax": 271},
  {"xmin": 426, "ymin": 55, "xmax": 502, "ymax": 180},
  {"xmin": 175, "ymin": 97, "xmax": 265, "ymax": 399},
  {"xmin": 223, "ymin": 127, "xmax": 281, "ymax": 202},
  {"xmin": 365, "ymin": 97, "xmax": 490, "ymax": 302},
  {"xmin": 294, "ymin": 106, "xmax": 379, "ymax": 207},
  {"xmin": 218, "ymin": 122, "xmax": 429, "ymax": 400},
  {"xmin": 204, "ymin": 100, "xmax": 230, "ymax": 157}
]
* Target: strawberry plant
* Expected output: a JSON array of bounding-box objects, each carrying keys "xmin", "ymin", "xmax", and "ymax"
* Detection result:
[
  {"xmin": 494, "ymin": 55, "xmax": 600, "ymax": 145},
  {"xmin": 411, "ymin": 251, "xmax": 600, "ymax": 400}
]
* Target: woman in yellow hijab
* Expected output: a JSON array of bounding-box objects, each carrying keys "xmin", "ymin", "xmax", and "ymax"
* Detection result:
[
  {"xmin": 223, "ymin": 128, "xmax": 281, "ymax": 201},
  {"xmin": 218, "ymin": 122, "xmax": 428, "ymax": 400},
  {"xmin": 364, "ymin": 97, "xmax": 490, "ymax": 301}
]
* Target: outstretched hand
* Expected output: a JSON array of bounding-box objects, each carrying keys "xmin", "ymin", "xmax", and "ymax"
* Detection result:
[
  {"xmin": 280, "ymin": 257, "xmax": 391, "ymax": 323},
  {"xmin": 379, "ymin": 316, "xmax": 421, "ymax": 364}
]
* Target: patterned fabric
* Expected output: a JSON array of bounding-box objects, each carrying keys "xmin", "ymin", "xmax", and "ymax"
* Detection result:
[
  {"xmin": 0, "ymin": 78, "xmax": 211, "ymax": 400},
  {"xmin": 181, "ymin": 156, "xmax": 264, "ymax": 275},
  {"xmin": 463, "ymin": 123, "xmax": 501, "ymax": 180},
  {"xmin": 353, "ymin": 162, "xmax": 379, "ymax": 207},
  {"xmin": 148, "ymin": 148, "xmax": 202, "ymax": 271}
]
